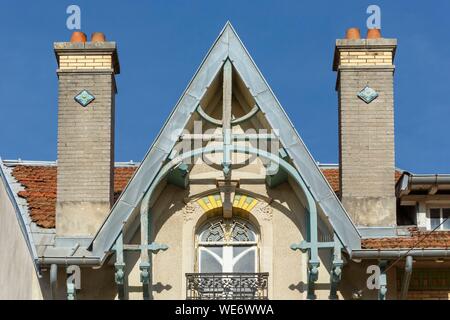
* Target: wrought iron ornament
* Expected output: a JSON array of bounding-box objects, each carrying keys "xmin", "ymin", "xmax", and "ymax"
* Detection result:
[
  {"xmin": 186, "ymin": 273, "xmax": 269, "ymax": 300},
  {"xmin": 201, "ymin": 219, "xmax": 254, "ymax": 243}
]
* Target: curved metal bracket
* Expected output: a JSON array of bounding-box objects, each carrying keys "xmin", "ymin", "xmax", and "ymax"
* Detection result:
[
  {"xmin": 231, "ymin": 105, "xmax": 259, "ymax": 125},
  {"xmin": 196, "ymin": 104, "xmax": 260, "ymax": 127},
  {"xmin": 140, "ymin": 145, "xmax": 316, "ymax": 215},
  {"xmin": 196, "ymin": 104, "xmax": 222, "ymax": 126},
  {"xmin": 139, "ymin": 145, "xmax": 319, "ymax": 301}
]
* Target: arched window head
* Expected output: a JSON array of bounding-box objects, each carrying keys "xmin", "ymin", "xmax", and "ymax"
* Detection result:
[
  {"xmin": 199, "ymin": 219, "xmax": 257, "ymax": 243},
  {"xmin": 197, "ymin": 218, "xmax": 259, "ymax": 274}
]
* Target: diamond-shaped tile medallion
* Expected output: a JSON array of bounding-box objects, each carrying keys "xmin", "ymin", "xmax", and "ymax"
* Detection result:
[
  {"xmin": 74, "ymin": 90, "xmax": 95, "ymax": 107},
  {"xmin": 357, "ymin": 85, "xmax": 378, "ymax": 104}
]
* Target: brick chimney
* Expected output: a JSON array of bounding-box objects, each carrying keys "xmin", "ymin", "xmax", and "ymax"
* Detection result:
[
  {"xmin": 54, "ymin": 32, "xmax": 120, "ymax": 238},
  {"xmin": 333, "ymin": 28, "xmax": 397, "ymax": 227}
]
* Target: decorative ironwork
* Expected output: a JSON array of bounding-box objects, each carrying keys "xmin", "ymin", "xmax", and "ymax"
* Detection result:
[
  {"xmin": 357, "ymin": 85, "xmax": 378, "ymax": 104},
  {"xmin": 200, "ymin": 219, "xmax": 255, "ymax": 243},
  {"xmin": 186, "ymin": 273, "xmax": 269, "ymax": 300},
  {"xmin": 74, "ymin": 90, "xmax": 95, "ymax": 107}
]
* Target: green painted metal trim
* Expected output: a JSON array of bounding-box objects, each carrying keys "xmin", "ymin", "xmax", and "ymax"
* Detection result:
[
  {"xmin": 167, "ymin": 163, "xmax": 189, "ymax": 189},
  {"xmin": 266, "ymin": 149, "xmax": 289, "ymax": 188},
  {"xmin": 196, "ymin": 104, "xmax": 222, "ymax": 126},
  {"xmin": 230, "ymin": 105, "xmax": 259, "ymax": 125},
  {"xmin": 329, "ymin": 236, "xmax": 344, "ymax": 300},
  {"xmin": 196, "ymin": 104, "xmax": 260, "ymax": 127},
  {"xmin": 139, "ymin": 144, "xmax": 321, "ymax": 300},
  {"xmin": 114, "ymin": 233, "xmax": 126, "ymax": 300}
]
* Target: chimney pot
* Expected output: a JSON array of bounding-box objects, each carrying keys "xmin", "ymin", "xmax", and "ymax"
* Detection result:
[
  {"xmin": 367, "ymin": 28, "xmax": 382, "ymax": 39},
  {"xmin": 345, "ymin": 28, "xmax": 361, "ymax": 40},
  {"xmin": 91, "ymin": 32, "xmax": 106, "ymax": 42},
  {"xmin": 70, "ymin": 31, "xmax": 87, "ymax": 43}
]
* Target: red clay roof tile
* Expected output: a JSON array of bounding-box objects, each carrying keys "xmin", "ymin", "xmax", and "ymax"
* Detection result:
[
  {"xmin": 11, "ymin": 165, "xmax": 136, "ymax": 229},
  {"xmin": 362, "ymin": 227, "xmax": 450, "ymax": 249},
  {"xmin": 9, "ymin": 165, "xmax": 403, "ymax": 231}
]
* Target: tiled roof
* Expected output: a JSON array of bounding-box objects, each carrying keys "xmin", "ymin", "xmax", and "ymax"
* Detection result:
[
  {"xmin": 362, "ymin": 227, "xmax": 450, "ymax": 249},
  {"xmin": 11, "ymin": 165, "xmax": 137, "ymax": 229},
  {"xmin": 7, "ymin": 164, "xmax": 404, "ymax": 230},
  {"xmin": 321, "ymin": 169, "xmax": 339, "ymax": 192},
  {"xmin": 321, "ymin": 168, "xmax": 403, "ymax": 194}
]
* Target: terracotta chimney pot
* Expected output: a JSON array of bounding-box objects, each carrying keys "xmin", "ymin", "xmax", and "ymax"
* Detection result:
[
  {"xmin": 91, "ymin": 32, "xmax": 106, "ymax": 42},
  {"xmin": 345, "ymin": 28, "xmax": 361, "ymax": 40},
  {"xmin": 367, "ymin": 28, "xmax": 382, "ymax": 39},
  {"xmin": 70, "ymin": 31, "xmax": 87, "ymax": 43}
]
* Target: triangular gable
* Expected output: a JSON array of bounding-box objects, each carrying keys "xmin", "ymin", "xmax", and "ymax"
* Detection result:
[{"xmin": 91, "ymin": 22, "xmax": 360, "ymax": 259}]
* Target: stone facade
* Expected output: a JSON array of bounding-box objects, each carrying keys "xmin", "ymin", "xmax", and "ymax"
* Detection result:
[{"xmin": 334, "ymin": 39, "xmax": 397, "ymax": 227}]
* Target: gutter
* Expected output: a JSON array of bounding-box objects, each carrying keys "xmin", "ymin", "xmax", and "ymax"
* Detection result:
[
  {"xmin": 351, "ymin": 248, "xmax": 450, "ymax": 259},
  {"xmin": 397, "ymin": 172, "xmax": 450, "ymax": 196},
  {"xmin": 39, "ymin": 256, "xmax": 103, "ymax": 266}
]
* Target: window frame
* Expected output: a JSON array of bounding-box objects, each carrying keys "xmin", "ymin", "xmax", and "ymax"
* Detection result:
[
  {"xmin": 195, "ymin": 218, "xmax": 260, "ymax": 273},
  {"xmin": 426, "ymin": 206, "xmax": 450, "ymax": 231}
]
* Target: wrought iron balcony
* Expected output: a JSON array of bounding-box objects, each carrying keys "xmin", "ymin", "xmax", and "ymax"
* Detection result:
[{"xmin": 186, "ymin": 273, "xmax": 269, "ymax": 300}]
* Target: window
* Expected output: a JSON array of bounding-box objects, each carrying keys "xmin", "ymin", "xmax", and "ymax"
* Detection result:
[
  {"xmin": 187, "ymin": 218, "xmax": 268, "ymax": 300},
  {"xmin": 428, "ymin": 208, "xmax": 450, "ymax": 230},
  {"xmin": 197, "ymin": 218, "xmax": 258, "ymax": 273}
]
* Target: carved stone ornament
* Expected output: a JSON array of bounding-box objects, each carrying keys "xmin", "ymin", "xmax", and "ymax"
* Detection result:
[
  {"xmin": 183, "ymin": 202, "xmax": 201, "ymax": 221},
  {"xmin": 256, "ymin": 204, "xmax": 273, "ymax": 221}
]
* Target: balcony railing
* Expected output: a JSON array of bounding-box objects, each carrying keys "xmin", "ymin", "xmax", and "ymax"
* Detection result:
[{"xmin": 186, "ymin": 273, "xmax": 269, "ymax": 300}]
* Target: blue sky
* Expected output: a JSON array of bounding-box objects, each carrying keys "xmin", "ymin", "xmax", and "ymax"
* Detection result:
[{"xmin": 0, "ymin": 1, "xmax": 449, "ymax": 173}]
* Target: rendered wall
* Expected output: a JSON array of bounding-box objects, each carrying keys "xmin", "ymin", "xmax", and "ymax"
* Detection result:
[
  {"xmin": 0, "ymin": 175, "xmax": 43, "ymax": 299},
  {"xmin": 122, "ymin": 157, "xmax": 344, "ymax": 300}
]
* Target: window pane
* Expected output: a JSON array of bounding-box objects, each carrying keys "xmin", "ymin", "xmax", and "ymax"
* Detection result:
[
  {"xmin": 200, "ymin": 247, "xmax": 222, "ymax": 273},
  {"xmin": 430, "ymin": 209, "xmax": 441, "ymax": 229},
  {"xmin": 442, "ymin": 209, "xmax": 450, "ymax": 230},
  {"xmin": 233, "ymin": 249, "xmax": 255, "ymax": 273},
  {"xmin": 233, "ymin": 246, "xmax": 252, "ymax": 258}
]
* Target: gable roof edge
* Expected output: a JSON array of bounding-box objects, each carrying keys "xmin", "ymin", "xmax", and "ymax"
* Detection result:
[
  {"xmin": 225, "ymin": 24, "xmax": 361, "ymax": 251},
  {"xmin": 0, "ymin": 158, "xmax": 40, "ymax": 275},
  {"xmin": 91, "ymin": 22, "xmax": 361, "ymax": 259},
  {"xmin": 90, "ymin": 23, "xmax": 233, "ymax": 258}
]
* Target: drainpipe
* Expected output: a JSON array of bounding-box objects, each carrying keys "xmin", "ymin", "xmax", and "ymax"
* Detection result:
[
  {"xmin": 400, "ymin": 256, "xmax": 413, "ymax": 300},
  {"xmin": 50, "ymin": 264, "xmax": 58, "ymax": 300}
]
